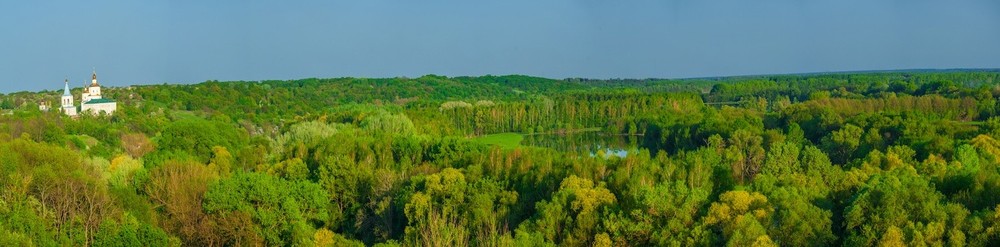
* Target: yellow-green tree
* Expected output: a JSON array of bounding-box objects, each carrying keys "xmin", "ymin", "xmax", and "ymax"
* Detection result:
[{"xmin": 520, "ymin": 175, "xmax": 617, "ymax": 246}]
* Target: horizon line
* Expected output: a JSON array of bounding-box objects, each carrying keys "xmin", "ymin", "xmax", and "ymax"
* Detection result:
[{"xmin": 8, "ymin": 67, "xmax": 1000, "ymax": 95}]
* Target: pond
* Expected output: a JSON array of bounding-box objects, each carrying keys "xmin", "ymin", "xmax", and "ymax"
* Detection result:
[{"xmin": 521, "ymin": 131, "xmax": 653, "ymax": 158}]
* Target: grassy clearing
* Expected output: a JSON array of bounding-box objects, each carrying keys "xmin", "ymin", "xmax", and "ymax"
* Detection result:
[
  {"xmin": 472, "ymin": 133, "xmax": 524, "ymax": 149},
  {"xmin": 169, "ymin": 110, "xmax": 201, "ymax": 120}
]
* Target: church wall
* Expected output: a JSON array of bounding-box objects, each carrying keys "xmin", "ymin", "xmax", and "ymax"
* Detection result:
[
  {"xmin": 63, "ymin": 106, "xmax": 77, "ymax": 116},
  {"xmin": 82, "ymin": 102, "xmax": 117, "ymax": 115}
]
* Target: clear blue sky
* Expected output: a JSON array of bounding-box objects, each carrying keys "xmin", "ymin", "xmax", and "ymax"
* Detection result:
[{"xmin": 3, "ymin": 0, "xmax": 999, "ymax": 93}]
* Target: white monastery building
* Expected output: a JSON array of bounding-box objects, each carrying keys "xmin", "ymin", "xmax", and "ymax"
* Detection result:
[{"xmin": 62, "ymin": 71, "xmax": 117, "ymax": 116}]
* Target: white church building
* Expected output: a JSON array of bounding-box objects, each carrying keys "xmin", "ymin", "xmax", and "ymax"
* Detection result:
[{"xmin": 61, "ymin": 71, "xmax": 117, "ymax": 116}]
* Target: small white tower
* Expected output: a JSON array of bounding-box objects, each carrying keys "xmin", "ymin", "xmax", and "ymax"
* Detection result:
[
  {"xmin": 61, "ymin": 79, "xmax": 78, "ymax": 116},
  {"xmin": 88, "ymin": 70, "xmax": 101, "ymax": 98}
]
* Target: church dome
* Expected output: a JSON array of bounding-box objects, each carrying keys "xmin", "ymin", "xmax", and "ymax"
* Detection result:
[{"xmin": 91, "ymin": 71, "xmax": 99, "ymax": 86}]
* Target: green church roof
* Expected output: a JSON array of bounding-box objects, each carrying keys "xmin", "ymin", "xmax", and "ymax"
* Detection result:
[{"xmin": 84, "ymin": 98, "xmax": 116, "ymax": 104}]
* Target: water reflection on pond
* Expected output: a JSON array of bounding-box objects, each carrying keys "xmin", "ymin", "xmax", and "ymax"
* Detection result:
[{"xmin": 521, "ymin": 131, "xmax": 651, "ymax": 158}]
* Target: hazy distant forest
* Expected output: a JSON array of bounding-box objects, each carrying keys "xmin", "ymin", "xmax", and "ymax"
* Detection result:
[{"xmin": 2, "ymin": 70, "xmax": 1000, "ymax": 246}]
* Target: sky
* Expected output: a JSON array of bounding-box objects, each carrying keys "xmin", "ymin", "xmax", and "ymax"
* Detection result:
[{"xmin": 2, "ymin": 0, "xmax": 999, "ymax": 93}]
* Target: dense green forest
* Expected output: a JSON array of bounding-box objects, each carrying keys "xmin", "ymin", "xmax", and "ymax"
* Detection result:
[{"xmin": 2, "ymin": 70, "xmax": 1000, "ymax": 246}]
